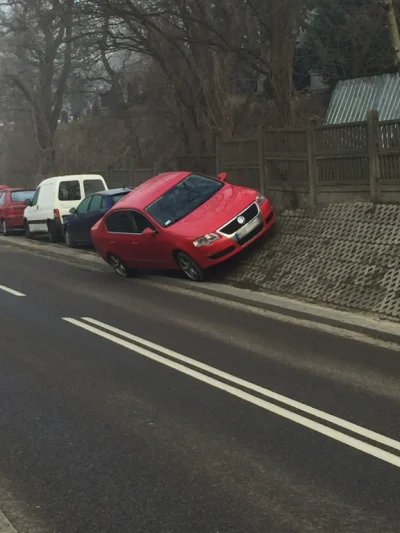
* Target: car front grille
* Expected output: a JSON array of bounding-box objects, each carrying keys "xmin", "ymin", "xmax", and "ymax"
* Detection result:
[{"xmin": 219, "ymin": 203, "xmax": 258, "ymax": 235}]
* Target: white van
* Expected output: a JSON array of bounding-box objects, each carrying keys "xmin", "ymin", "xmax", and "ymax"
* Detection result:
[{"xmin": 24, "ymin": 174, "xmax": 108, "ymax": 242}]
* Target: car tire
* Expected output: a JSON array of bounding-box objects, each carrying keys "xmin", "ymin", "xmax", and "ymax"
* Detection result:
[
  {"xmin": 2, "ymin": 219, "xmax": 9, "ymax": 236},
  {"xmin": 24, "ymin": 220, "xmax": 34, "ymax": 239},
  {"xmin": 175, "ymin": 252, "xmax": 205, "ymax": 282},
  {"xmin": 108, "ymin": 254, "xmax": 134, "ymax": 278},
  {"xmin": 64, "ymin": 228, "xmax": 76, "ymax": 248},
  {"xmin": 47, "ymin": 221, "xmax": 60, "ymax": 243}
]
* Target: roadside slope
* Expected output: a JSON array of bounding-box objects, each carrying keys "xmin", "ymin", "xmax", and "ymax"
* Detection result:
[{"xmin": 222, "ymin": 202, "xmax": 400, "ymax": 321}]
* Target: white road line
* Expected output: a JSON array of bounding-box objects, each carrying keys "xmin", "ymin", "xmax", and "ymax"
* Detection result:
[
  {"xmin": 0, "ymin": 509, "xmax": 18, "ymax": 533},
  {"xmin": 63, "ymin": 317, "xmax": 400, "ymax": 468},
  {"xmin": 0, "ymin": 286, "xmax": 25, "ymax": 297},
  {"xmin": 81, "ymin": 316, "xmax": 400, "ymax": 454}
]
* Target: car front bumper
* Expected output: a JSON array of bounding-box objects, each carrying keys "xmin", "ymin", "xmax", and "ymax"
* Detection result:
[{"xmin": 193, "ymin": 202, "xmax": 276, "ymax": 269}]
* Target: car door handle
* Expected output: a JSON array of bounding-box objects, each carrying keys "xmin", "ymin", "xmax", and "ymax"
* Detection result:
[
  {"xmin": 132, "ymin": 241, "xmax": 139, "ymax": 245},
  {"xmin": 110, "ymin": 240, "xmax": 116, "ymax": 244}
]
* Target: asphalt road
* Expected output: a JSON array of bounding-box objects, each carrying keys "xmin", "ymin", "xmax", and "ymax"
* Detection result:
[{"xmin": 0, "ymin": 242, "xmax": 399, "ymax": 533}]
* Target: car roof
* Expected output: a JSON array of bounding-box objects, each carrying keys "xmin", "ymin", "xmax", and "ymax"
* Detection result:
[
  {"xmin": 116, "ymin": 172, "xmax": 190, "ymax": 210},
  {"xmin": 97, "ymin": 188, "xmax": 131, "ymax": 197}
]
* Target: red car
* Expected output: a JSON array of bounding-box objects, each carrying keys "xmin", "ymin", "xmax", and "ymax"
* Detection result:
[
  {"xmin": 0, "ymin": 188, "xmax": 36, "ymax": 235},
  {"xmin": 91, "ymin": 171, "xmax": 275, "ymax": 281}
]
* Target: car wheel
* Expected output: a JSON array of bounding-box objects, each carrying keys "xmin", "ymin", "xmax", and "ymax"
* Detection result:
[
  {"xmin": 2, "ymin": 219, "xmax": 9, "ymax": 236},
  {"xmin": 47, "ymin": 221, "xmax": 59, "ymax": 243},
  {"xmin": 108, "ymin": 254, "xmax": 133, "ymax": 278},
  {"xmin": 24, "ymin": 220, "xmax": 34, "ymax": 239},
  {"xmin": 175, "ymin": 252, "xmax": 205, "ymax": 282},
  {"xmin": 64, "ymin": 228, "xmax": 75, "ymax": 248}
]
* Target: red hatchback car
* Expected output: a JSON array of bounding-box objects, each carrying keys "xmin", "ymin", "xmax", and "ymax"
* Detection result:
[
  {"xmin": 91, "ymin": 171, "xmax": 275, "ymax": 281},
  {"xmin": 0, "ymin": 188, "xmax": 36, "ymax": 235}
]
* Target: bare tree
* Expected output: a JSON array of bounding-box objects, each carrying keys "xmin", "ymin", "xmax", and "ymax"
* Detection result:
[{"xmin": 0, "ymin": 0, "xmax": 75, "ymax": 173}]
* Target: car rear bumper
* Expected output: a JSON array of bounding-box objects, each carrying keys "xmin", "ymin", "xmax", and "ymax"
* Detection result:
[{"xmin": 195, "ymin": 203, "xmax": 276, "ymax": 269}]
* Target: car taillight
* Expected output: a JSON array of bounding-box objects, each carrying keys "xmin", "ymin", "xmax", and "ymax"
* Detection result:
[{"xmin": 54, "ymin": 209, "xmax": 61, "ymax": 219}]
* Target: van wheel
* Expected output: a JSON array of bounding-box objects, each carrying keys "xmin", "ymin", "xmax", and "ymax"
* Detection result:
[
  {"xmin": 24, "ymin": 220, "xmax": 34, "ymax": 239},
  {"xmin": 175, "ymin": 252, "xmax": 205, "ymax": 282},
  {"xmin": 47, "ymin": 221, "xmax": 59, "ymax": 243}
]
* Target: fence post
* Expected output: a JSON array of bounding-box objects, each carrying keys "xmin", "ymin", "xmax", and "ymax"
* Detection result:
[
  {"xmin": 367, "ymin": 109, "xmax": 380, "ymax": 201},
  {"xmin": 307, "ymin": 118, "xmax": 317, "ymax": 206},
  {"xmin": 257, "ymin": 124, "xmax": 265, "ymax": 194},
  {"xmin": 215, "ymin": 136, "xmax": 221, "ymax": 174}
]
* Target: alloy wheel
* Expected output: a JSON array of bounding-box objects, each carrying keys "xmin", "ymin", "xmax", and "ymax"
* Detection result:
[
  {"xmin": 109, "ymin": 255, "xmax": 128, "ymax": 277},
  {"xmin": 177, "ymin": 253, "xmax": 204, "ymax": 282}
]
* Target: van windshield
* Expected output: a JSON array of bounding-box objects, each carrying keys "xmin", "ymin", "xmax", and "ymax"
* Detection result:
[{"xmin": 84, "ymin": 179, "xmax": 105, "ymax": 196}]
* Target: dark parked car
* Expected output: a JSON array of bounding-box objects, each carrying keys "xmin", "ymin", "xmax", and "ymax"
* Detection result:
[{"xmin": 63, "ymin": 188, "xmax": 132, "ymax": 247}]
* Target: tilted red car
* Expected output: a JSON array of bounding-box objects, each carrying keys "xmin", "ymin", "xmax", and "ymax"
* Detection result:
[
  {"xmin": 91, "ymin": 171, "xmax": 276, "ymax": 281},
  {"xmin": 0, "ymin": 188, "xmax": 35, "ymax": 235}
]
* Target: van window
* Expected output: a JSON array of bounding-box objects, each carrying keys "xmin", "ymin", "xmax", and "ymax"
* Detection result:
[
  {"xmin": 59, "ymin": 181, "xmax": 81, "ymax": 201},
  {"xmin": 31, "ymin": 187, "xmax": 40, "ymax": 206},
  {"xmin": 0, "ymin": 193, "xmax": 5, "ymax": 205},
  {"xmin": 84, "ymin": 179, "xmax": 105, "ymax": 196}
]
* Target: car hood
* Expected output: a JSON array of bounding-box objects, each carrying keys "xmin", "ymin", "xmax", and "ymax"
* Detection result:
[{"xmin": 170, "ymin": 184, "xmax": 258, "ymax": 237}]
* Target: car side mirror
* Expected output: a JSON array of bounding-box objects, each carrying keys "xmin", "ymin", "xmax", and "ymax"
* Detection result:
[
  {"xmin": 218, "ymin": 172, "xmax": 228, "ymax": 181},
  {"xmin": 25, "ymin": 199, "xmax": 32, "ymax": 207},
  {"xmin": 142, "ymin": 227, "xmax": 157, "ymax": 236},
  {"xmin": 69, "ymin": 208, "xmax": 77, "ymax": 214}
]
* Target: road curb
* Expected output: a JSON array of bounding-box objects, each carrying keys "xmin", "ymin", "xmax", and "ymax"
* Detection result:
[
  {"xmin": 147, "ymin": 276, "xmax": 400, "ymax": 345},
  {"xmin": 2, "ymin": 236, "xmax": 400, "ymax": 344}
]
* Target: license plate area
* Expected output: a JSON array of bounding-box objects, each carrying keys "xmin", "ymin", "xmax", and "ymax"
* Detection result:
[{"xmin": 235, "ymin": 216, "xmax": 260, "ymax": 240}]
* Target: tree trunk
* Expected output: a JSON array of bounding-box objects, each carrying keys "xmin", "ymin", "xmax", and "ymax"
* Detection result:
[{"xmin": 383, "ymin": 0, "xmax": 400, "ymax": 67}]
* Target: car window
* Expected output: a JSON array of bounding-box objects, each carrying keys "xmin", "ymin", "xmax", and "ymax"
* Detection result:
[
  {"xmin": 145, "ymin": 173, "xmax": 223, "ymax": 227},
  {"xmin": 111, "ymin": 192, "xmax": 129, "ymax": 205},
  {"xmin": 84, "ymin": 179, "xmax": 105, "ymax": 196},
  {"xmin": 76, "ymin": 196, "xmax": 93, "ymax": 213},
  {"xmin": 89, "ymin": 194, "xmax": 103, "ymax": 211},
  {"xmin": 31, "ymin": 187, "xmax": 40, "ymax": 206},
  {"xmin": 0, "ymin": 193, "xmax": 5, "ymax": 205},
  {"xmin": 131, "ymin": 212, "xmax": 155, "ymax": 234},
  {"xmin": 106, "ymin": 211, "xmax": 136, "ymax": 233},
  {"xmin": 59, "ymin": 180, "xmax": 81, "ymax": 201},
  {"xmin": 11, "ymin": 190, "xmax": 35, "ymax": 202}
]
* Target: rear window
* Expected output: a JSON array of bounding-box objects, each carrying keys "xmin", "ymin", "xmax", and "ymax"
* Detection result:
[
  {"xmin": 11, "ymin": 190, "xmax": 35, "ymax": 202},
  {"xmin": 84, "ymin": 179, "xmax": 105, "ymax": 196},
  {"xmin": 111, "ymin": 192, "xmax": 129, "ymax": 205},
  {"xmin": 59, "ymin": 180, "xmax": 81, "ymax": 201}
]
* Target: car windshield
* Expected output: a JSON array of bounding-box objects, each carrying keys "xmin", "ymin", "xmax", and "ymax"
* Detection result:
[
  {"xmin": 145, "ymin": 174, "xmax": 223, "ymax": 227},
  {"xmin": 111, "ymin": 192, "xmax": 129, "ymax": 205},
  {"xmin": 11, "ymin": 190, "xmax": 35, "ymax": 202}
]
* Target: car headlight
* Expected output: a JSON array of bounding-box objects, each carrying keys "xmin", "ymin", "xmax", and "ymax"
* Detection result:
[
  {"xmin": 193, "ymin": 233, "xmax": 220, "ymax": 247},
  {"xmin": 256, "ymin": 193, "xmax": 266, "ymax": 205}
]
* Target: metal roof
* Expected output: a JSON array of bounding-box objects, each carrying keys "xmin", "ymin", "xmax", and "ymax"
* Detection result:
[{"xmin": 325, "ymin": 74, "xmax": 400, "ymax": 124}]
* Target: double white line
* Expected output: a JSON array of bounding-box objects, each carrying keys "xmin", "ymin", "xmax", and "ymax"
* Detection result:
[{"xmin": 63, "ymin": 316, "xmax": 400, "ymax": 468}]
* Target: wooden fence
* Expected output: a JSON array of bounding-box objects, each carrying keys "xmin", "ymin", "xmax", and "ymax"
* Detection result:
[
  {"xmin": 8, "ymin": 111, "xmax": 400, "ymax": 209},
  {"xmin": 176, "ymin": 111, "xmax": 400, "ymax": 208}
]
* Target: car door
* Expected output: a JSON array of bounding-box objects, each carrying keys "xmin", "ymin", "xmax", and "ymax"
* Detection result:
[
  {"xmin": 68, "ymin": 195, "xmax": 93, "ymax": 243},
  {"xmin": 130, "ymin": 211, "xmax": 173, "ymax": 268},
  {"xmin": 80, "ymin": 194, "xmax": 108, "ymax": 244},
  {"xmin": 105, "ymin": 210, "xmax": 141, "ymax": 268}
]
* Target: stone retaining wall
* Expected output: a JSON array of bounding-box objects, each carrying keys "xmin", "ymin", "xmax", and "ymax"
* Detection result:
[{"xmin": 222, "ymin": 202, "xmax": 400, "ymax": 320}]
